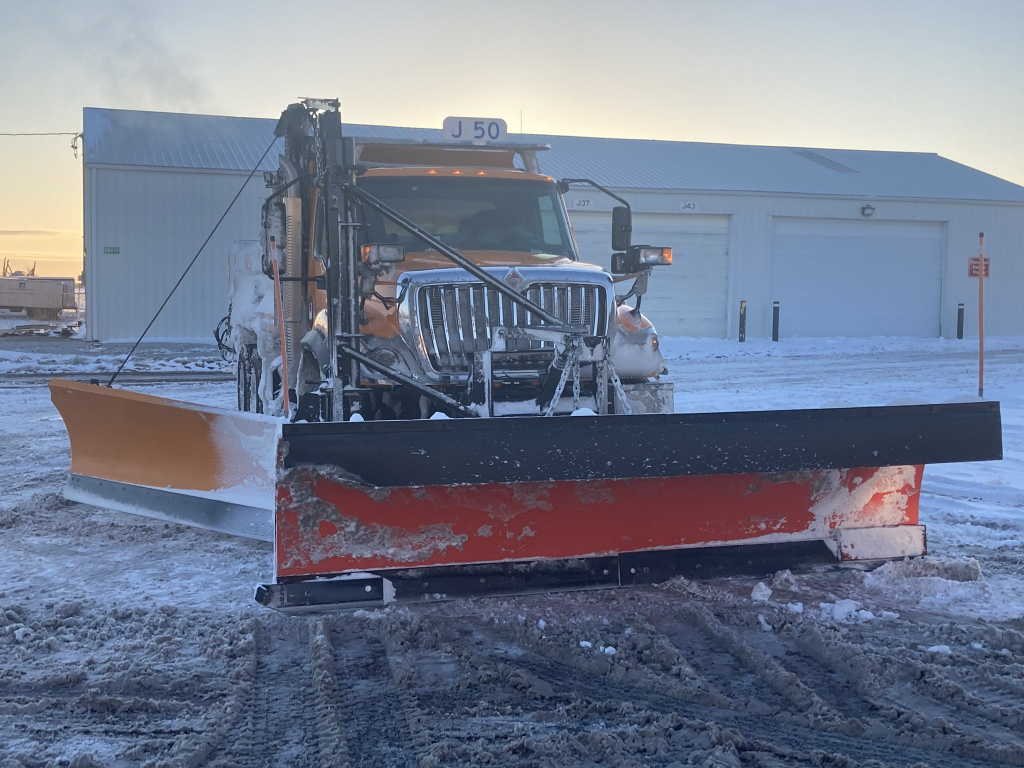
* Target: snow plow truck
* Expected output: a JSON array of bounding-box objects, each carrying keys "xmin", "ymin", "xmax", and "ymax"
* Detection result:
[{"xmin": 50, "ymin": 99, "xmax": 1003, "ymax": 611}]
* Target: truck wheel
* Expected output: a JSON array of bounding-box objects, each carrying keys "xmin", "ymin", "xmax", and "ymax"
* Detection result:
[
  {"xmin": 237, "ymin": 352, "xmax": 251, "ymax": 411},
  {"xmin": 248, "ymin": 347, "xmax": 263, "ymax": 414}
]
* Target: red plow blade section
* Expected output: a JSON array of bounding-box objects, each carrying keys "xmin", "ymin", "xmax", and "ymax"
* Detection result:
[
  {"xmin": 275, "ymin": 466, "xmax": 922, "ymax": 578},
  {"xmin": 259, "ymin": 403, "xmax": 1001, "ymax": 610}
]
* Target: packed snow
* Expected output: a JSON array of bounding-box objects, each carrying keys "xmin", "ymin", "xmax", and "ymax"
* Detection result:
[{"xmin": 1, "ymin": 334, "xmax": 1023, "ymax": 766}]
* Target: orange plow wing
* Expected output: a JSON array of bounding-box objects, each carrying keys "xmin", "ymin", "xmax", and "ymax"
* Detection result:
[{"xmin": 49, "ymin": 379, "xmax": 280, "ymax": 541}]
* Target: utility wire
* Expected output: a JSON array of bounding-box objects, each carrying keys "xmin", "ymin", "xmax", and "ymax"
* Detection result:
[
  {"xmin": 0, "ymin": 132, "xmax": 81, "ymax": 136},
  {"xmin": 107, "ymin": 136, "xmax": 277, "ymax": 387}
]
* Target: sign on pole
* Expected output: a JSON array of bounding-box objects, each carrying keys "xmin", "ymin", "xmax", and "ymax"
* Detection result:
[
  {"xmin": 968, "ymin": 256, "xmax": 990, "ymax": 278},
  {"xmin": 976, "ymin": 233, "xmax": 986, "ymax": 398}
]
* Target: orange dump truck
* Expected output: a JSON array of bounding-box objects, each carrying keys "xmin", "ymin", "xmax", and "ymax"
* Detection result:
[{"xmin": 50, "ymin": 100, "xmax": 1002, "ymax": 610}]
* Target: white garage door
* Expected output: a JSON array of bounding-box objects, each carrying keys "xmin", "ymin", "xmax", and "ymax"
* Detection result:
[
  {"xmin": 570, "ymin": 212, "xmax": 730, "ymax": 337},
  {"xmin": 771, "ymin": 218, "xmax": 943, "ymax": 338}
]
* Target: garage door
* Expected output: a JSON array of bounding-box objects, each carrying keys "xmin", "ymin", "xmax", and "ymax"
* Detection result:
[
  {"xmin": 570, "ymin": 212, "xmax": 730, "ymax": 337},
  {"xmin": 771, "ymin": 218, "xmax": 942, "ymax": 338}
]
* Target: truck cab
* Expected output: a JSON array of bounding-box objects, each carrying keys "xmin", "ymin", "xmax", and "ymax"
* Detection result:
[{"xmin": 230, "ymin": 105, "xmax": 672, "ymax": 420}]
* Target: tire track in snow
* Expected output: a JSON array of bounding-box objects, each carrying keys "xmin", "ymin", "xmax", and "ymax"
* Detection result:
[
  {"xmin": 328, "ymin": 617, "xmax": 418, "ymax": 768},
  {"xmin": 209, "ymin": 617, "xmax": 319, "ymax": 768},
  {"xmin": 793, "ymin": 621, "xmax": 1024, "ymax": 766}
]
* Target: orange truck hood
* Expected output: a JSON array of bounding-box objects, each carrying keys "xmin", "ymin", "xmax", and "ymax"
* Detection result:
[{"xmin": 393, "ymin": 250, "xmax": 602, "ymax": 273}]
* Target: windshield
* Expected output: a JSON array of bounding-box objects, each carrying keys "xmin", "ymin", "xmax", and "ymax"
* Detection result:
[{"xmin": 358, "ymin": 176, "xmax": 576, "ymax": 259}]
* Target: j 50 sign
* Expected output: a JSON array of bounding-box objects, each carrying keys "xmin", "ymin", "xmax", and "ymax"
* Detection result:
[{"xmin": 443, "ymin": 117, "xmax": 508, "ymax": 143}]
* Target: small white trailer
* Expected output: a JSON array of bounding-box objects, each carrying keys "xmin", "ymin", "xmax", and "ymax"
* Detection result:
[{"xmin": 0, "ymin": 275, "xmax": 77, "ymax": 321}]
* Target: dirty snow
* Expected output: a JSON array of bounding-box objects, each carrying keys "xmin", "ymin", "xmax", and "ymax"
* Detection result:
[
  {"xmin": 0, "ymin": 338, "xmax": 229, "ymax": 376},
  {"xmin": 1, "ymin": 335, "xmax": 1024, "ymax": 766}
]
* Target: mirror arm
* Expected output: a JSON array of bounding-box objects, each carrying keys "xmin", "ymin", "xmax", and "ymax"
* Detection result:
[{"xmin": 559, "ymin": 178, "xmax": 631, "ymax": 212}]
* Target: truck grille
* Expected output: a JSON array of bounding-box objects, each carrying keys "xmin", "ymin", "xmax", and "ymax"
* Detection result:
[{"xmin": 418, "ymin": 282, "xmax": 607, "ymax": 372}]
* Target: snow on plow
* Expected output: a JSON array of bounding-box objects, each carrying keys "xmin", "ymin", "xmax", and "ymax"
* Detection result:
[{"xmin": 50, "ymin": 379, "xmax": 1002, "ymax": 611}]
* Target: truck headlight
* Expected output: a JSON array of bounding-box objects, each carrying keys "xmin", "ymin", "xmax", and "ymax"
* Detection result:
[
  {"xmin": 635, "ymin": 246, "xmax": 672, "ymax": 266},
  {"xmin": 361, "ymin": 243, "xmax": 406, "ymax": 265},
  {"xmin": 610, "ymin": 245, "xmax": 672, "ymax": 274}
]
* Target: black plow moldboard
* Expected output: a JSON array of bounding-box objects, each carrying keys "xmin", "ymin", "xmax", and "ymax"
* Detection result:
[{"xmin": 280, "ymin": 401, "xmax": 1002, "ymax": 487}]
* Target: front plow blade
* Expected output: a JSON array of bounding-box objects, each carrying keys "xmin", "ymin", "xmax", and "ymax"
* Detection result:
[
  {"xmin": 50, "ymin": 379, "xmax": 279, "ymax": 541},
  {"xmin": 261, "ymin": 402, "xmax": 1001, "ymax": 610}
]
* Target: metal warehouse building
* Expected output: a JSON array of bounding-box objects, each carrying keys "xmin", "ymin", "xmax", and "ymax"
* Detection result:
[{"xmin": 83, "ymin": 107, "xmax": 1024, "ymax": 342}]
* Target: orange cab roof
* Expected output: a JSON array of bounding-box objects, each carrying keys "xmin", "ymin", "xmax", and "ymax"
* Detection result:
[{"xmin": 363, "ymin": 167, "xmax": 554, "ymax": 182}]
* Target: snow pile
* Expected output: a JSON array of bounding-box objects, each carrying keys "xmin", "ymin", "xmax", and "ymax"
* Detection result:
[
  {"xmin": 750, "ymin": 582, "xmax": 772, "ymax": 603},
  {"xmin": 771, "ymin": 570, "xmax": 797, "ymax": 590},
  {"xmin": 818, "ymin": 599, "xmax": 874, "ymax": 623},
  {"xmin": 863, "ymin": 557, "xmax": 994, "ymax": 613}
]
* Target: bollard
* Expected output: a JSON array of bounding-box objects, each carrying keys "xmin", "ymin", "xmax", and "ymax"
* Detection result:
[
  {"xmin": 738, "ymin": 300, "xmax": 747, "ymax": 342},
  {"xmin": 772, "ymin": 301, "xmax": 780, "ymax": 342},
  {"xmin": 957, "ymin": 303, "xmax": 964, "ymax": 340}
]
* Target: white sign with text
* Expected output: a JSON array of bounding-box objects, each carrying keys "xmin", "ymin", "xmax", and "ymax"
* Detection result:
[{"xmin": 442, "ymin": 117, "xmax": 508, "ymax": 143}]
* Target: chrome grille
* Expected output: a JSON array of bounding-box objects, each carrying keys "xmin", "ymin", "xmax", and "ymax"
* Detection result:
[{"xmin": 419, "ymin": 282, "xmax": 607, "ymax": 372}]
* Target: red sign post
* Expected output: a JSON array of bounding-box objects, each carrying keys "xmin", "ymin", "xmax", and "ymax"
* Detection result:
[{"xmin": 974, "ymin": 233, "xmax": 988, "ymax": 398}]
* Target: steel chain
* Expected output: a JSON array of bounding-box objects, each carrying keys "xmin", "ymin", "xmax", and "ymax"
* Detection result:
[
  {"xmin": 543, "ymin": 339, "xmax": 578, "ymax": 417},
  {"xmin": 571, "ymin": 352, "xmax": 581, "ymax": 412},
  {"xmin": 607, "ymin": 359, "xmax": 633, "ymax": 415}
]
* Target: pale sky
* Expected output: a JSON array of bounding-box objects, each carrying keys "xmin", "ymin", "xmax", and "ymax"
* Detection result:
[{"xmin": 2, "ymin": 0, "xmax": 1022, "ymax": 276}]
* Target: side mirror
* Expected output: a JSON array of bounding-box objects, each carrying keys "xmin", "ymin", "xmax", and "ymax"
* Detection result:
[{"xmin": 611, "ymin": 206, "xmax": 632, "ymax": 251}]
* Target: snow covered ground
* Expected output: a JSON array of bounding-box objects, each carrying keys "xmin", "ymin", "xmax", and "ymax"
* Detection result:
[
  {"xmin": 1, "ymin": 336, "xmax": 1023, "ymax": 767},
  {"xmin": 0, "ymin": 338, "xmax": 228, "ymax": 377}
]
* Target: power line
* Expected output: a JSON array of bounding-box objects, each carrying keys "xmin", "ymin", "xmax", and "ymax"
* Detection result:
[
  {"xmin": 106, "ymin": 134, "xmax": 277, "ymax": 388},
  {"xmin": 0, "ymin": 132, "xmax": 80, "ymax": 136}
]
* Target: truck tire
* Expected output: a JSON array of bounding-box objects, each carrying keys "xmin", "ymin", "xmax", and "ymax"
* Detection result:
[{"xmin": 248, "ymin": 347, "xmax": 263, "ymax": 414}]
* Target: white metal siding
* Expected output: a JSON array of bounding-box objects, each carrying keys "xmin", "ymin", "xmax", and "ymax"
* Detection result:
[
  {"xmin": 570, "ymin": 212, "xmax": 730, "ymax": 337},
  {"xmin": 87, "ymin": 167, "xmax": 268, "ymax": 341},
  {"xmin": 770, "ymin": 218, "xmax": 943, "ymax": 337}
]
